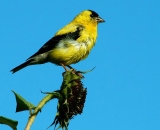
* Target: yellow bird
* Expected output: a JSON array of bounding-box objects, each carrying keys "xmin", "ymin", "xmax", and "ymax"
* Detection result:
[{"xmin": 11, "ymin": 10, "xmax": 105, "ymax": 73}]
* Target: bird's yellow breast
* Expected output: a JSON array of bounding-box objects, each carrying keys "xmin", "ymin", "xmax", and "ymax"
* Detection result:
[{"xmin": 48, "ymin": 36, "xmax": 94, "ymax": 66}]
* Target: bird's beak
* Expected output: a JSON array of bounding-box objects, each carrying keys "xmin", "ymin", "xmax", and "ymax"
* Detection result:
[{"xmin": 96, "ymin": 16, "xmax": 105, "ymax": 23}]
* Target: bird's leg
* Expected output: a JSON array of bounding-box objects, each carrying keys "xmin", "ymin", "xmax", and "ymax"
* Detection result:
[
  {"xmin": 60, "ymin": 63, "xmax": 68, "ymax": 71},
  {"xmin": 67, "ymin": 65, "xmax": 75, "ymax": 72},
  {"xmin": 67, "ymin": 65, "xmax": 77, "ymax": 75},
  {"xmin": 67, "ymin": 65, "xmax": 73, "ymax": 69}
]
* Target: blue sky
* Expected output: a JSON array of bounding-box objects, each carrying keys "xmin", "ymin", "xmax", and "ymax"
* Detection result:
[{"xmin": 0, "ymin": 0, "xmax": 160, "ymax": 130}]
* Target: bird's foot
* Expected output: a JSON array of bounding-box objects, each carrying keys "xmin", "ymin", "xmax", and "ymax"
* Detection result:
[
  {"xmin": 67, "ymin": 65, "xmax": 84, "ymax": 78},
  {"xmin": 61, "ymin": 64, "xmax": 84, "ymax": 78}
]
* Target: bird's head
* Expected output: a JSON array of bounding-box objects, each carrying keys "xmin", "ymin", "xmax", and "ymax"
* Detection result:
[{"xmin": 73, "ymin": 10, "xmax": 105, "ymax": 24}]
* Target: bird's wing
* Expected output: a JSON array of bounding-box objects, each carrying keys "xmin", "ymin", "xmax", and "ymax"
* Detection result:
[{"xmin": 27, "ymin": 25, "xmax": 83, "ymax": 60}]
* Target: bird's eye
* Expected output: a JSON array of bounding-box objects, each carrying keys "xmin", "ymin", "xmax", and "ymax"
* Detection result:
[
  {"xmin": 90, "ymin": 14, "xmax": 94, "ymax": 18},
  {"xmin": 90, "ymin": 14, "xmax": 93, "ymax": 17}
]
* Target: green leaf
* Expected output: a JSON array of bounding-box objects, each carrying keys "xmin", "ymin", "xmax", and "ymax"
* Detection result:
[
  {"xmin": 0, "ymin": 116, "xmax": 18, "ymax": 130},
  {"xmin": 12, "ymin": 90, "xmax": 35, "ymax": 112}
]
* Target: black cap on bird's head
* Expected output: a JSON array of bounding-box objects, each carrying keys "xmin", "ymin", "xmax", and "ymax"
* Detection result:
[{"xmin": 89, "ymin": 10, "xmax": 105, "ymax": 23}]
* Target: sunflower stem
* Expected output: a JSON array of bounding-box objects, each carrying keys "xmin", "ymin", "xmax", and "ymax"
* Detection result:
[{"xmin": 24, "ymin": 92, "xmax": 60, "ymax": 130}]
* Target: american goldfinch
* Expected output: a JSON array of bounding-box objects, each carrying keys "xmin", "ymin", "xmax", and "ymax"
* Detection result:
[{"xmin": 11, "ymin": 10, "xmax": 105, "ymax": 73}]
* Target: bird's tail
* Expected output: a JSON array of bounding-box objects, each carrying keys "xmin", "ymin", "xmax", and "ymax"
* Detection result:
[{"xmin": 11, "ymin": 60, "xmax": 32, "ymax": 74}]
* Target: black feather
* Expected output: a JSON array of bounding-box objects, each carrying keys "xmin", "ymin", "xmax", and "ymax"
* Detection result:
[
  {"xmin": 89, "ymin": 10, "xmax": 99, "ymax": 17},
  {"xmin": 10, "ymin": 59, "xmax": 33, "ymax": 73}
]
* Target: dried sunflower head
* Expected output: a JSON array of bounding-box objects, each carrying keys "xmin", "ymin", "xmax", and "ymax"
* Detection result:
[{"xmin": 51, "ymin": 70, "xmax": 87, "ymax": 130}]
